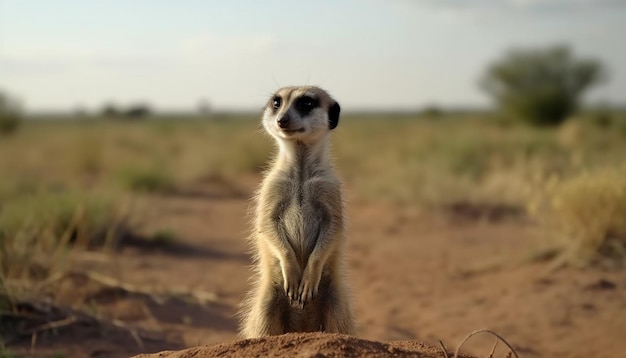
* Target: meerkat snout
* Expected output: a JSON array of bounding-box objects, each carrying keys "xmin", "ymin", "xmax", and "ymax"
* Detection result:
[{"xmin": 277, "ymin": 115, "xmax": 290, "ymax": 129}]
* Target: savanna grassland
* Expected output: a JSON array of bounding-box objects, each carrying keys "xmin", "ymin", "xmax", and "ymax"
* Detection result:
[{"xmin": 1, "ymin": 112, "xmax": 626, "ymax": 358}]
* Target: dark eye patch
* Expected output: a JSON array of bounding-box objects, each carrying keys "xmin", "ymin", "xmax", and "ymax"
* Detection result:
[
  {"xmin": 295, "ymin": 95, "xmax": 319, "ymax": 116},
  {"xmin": 272, "ymin": 96, "xmax": 282, "ymax": 110}
]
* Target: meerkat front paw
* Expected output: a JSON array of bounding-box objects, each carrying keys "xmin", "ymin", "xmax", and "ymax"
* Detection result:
[
  {"xmin": 297, "ymin": 263, "xmax": 322, "ymax": 308},
  {"xmin": 280, "ymin": 260, "xmax": 302, "ymax": 304}
]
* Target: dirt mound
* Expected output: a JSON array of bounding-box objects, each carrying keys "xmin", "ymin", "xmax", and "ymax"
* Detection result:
[{"xmin": 133, "ymin": 332, "xmax": 475, "ymax": 358}]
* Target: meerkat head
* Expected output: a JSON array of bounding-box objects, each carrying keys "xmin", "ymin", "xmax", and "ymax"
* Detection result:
[{"xmin": 262, "ymin": 86, "xmax": 340, "ymax": 144}]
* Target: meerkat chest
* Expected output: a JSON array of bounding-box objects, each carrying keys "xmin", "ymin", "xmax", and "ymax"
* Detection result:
[
  {"xmin": 266, "ymin": 174, "xmax": 337, "ymax": 252},
  {"xmin": 279, "ymin": 175, "xmax": 331, "ymax": 222}
]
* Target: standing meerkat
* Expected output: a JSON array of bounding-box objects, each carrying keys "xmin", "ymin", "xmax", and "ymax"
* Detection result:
[{"xmin": 239, "ymin": 86, "xmax": 354, "ymax": 338}]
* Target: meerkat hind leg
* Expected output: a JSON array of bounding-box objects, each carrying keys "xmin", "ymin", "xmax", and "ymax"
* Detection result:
[
  {"xmin": 245, "ymin": 283, "xmax": 291, "ymax": 337},
  {"xmin": 321, "ymin": 278, "xmax": 354, "ymax": 334}
]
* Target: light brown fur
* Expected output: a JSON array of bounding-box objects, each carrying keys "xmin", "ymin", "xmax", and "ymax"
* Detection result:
[{"xmin": 239, "ymin": 86, "xmax": 354, "ymax": 338}]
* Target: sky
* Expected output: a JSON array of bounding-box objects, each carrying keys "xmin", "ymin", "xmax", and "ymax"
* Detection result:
[{"xmin": 0, "ymin": 0, "xmax": 625, "ymax": 113}]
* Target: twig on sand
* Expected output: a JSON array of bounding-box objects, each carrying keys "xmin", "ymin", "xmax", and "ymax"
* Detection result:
[
  {"xmin": 487, "ymin": 336, "xmax": 498, "ymax": 358},
  {"xmin": 453, "ymin": 329, "xmax": 519, "ymax": 358},
  {"xmin": 438, "ymin": 339, "xmax": 449, "ymax": 358},
  {"xmin": 78, "ymin": 271, "xmax": 219, "ymax": 304},
  {"xmin": 111, "ymin": 318, "xmax": 145, "ymax": 349},
  {"xmin": 22, "ymin": 316, "xmax": 78, "ymax": 336}
]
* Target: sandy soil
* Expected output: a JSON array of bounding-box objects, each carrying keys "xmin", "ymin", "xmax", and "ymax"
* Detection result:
[
  {"xmin": 6, "ymin": 176, "xmax": 626, "ymax": 357},
  {"xmin": 132, "ymin": 332, "xmax": 475, "ymax": 358}
]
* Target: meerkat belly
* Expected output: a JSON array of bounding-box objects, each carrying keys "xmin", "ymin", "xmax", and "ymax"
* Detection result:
[{"xmin": 281, "ymin": 193, "xmax": 324, "ymax": 266}]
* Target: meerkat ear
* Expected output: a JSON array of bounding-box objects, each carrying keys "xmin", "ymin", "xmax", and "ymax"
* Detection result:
[{"xmin": 328, "ymin": 102, "xmax": 340, "ymax": 130}]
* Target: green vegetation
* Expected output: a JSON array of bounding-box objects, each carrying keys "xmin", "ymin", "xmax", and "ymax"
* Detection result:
[
  {"xmin": 0, "ymin": 188, "xmax": 128, "ymax": 294},
  {"xmin": 0, "ymin": 90, "xmax": 22, "ymax": 135},
  {"xmin": 118, "ymin": 164, "xmax": 175, "ymax": 192},
  {"xmin": 0, "ymin": 343, "xmax": 16, "ymax": 358},
  {"xmin": 152, "ymin": 229, "xmax": 178, "ymax": 245},
  {"xmin": 481, "ymin": 45, "xmax": 606, "ymax": 126}
]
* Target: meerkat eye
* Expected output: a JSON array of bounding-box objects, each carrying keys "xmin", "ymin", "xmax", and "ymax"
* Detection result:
[
  {"xmin": 296, "ymin": 96, "xmax": 318, "ymax": 114},
  {"xmin": 301, "ymin": 97, "xmax": 314, "ymax": 108},
  {"xmin": 272, "ymin": 96, "xmax": 281, "ymax": 109}
]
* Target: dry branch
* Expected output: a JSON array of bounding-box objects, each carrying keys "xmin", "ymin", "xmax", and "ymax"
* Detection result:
[{"xmin": 453, "ymin": 329, "xmax": 519, "ymax": 358}]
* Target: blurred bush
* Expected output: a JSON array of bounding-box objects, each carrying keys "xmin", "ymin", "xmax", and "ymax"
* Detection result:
[
  {"xmin": 117, "ymin": 164, "xmax": 175, "ymax": 193},
  {"xmin": 101, "ymin": 102, "xmax": 120, "ymax": 117},
  {"xmin": 481, "ymin": 45, "xmax": 606, "ymax": 126},
  {"xmin": 124, "ymin": 104, "xmax": 152, "ymax": 118},
  {"xmin": 100, "ymin": 102, "xmax": 152, "ymax": 119},
  {"xmin": 0, "ymin": 90, "xmax": 22, "ymax": 134},
  {"xmin": 420, "ymin": 105, "xmax": 444, "ymax": 118},
  {"xmin": 528, "ymin": 167, "xmax": 626, "ymax": 267}
]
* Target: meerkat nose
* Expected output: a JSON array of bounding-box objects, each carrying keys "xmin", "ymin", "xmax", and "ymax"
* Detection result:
[{"xmin": 278, "ymin": 115, "xmax": 290, "ymax": 129}]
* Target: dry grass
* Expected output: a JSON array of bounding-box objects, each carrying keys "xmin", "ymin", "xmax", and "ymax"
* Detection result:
[
  {"xmin": 527, "ymin": 166, "xmax": 626, "ymax": 267},
  {"xmin": 335, "ymin": 114, "xmax": 625, "ymax": 208},
  {"xmin": 0, "ymin": 117, "xmax": 268, "ymax": 306},
  {"xmin": 0, "ymin": 189, "xmax": 130, "ymax": 297},
  {"xmin": 0, "ymin": 112, "xmax": 625, "ymax": 300},
  {"xmin": 0, "ymin": 118, "xmax": 270, "ymax": 190},
  {"xmin": 2, "ymin": 114, "xmax": 624, "ymax": 206}
]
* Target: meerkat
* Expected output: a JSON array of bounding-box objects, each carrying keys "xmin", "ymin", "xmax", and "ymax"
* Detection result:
[{"xmin": 239, "ymin": 86, "xmax": 354, "ymax": 338}]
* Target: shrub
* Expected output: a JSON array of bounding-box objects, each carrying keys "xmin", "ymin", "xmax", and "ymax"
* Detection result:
[
  {"xmin": 124, "ymin": 104, "xmax": 152, "ymax": 118},
  {"xmin": 117, "ymin": 165, "xmax": 175, "ymax": 193},
  {"xmin": 0, "ymin": 343, "xmax": 16, "ymax": 358},
  {"xmin": 0, "ymin": 90, "xmax": 22, "ymax": 134},
  {"xmin": 527, "ymin": 167, "xmax": 626, "ymax": 267},
  {"xmin": 101, "ymin": 103, "xmax": 152, "ymax": 119},
  {"xmin": 420, "ymin": 105, "xmax": 444, "ymax": 118},
  {"xmin": 481, "ymin": 45, "xmax": 606, "ymax": 126},
  {"xmin": 101, "ymin": 103, "xmax": 120, "ymax": 117}
]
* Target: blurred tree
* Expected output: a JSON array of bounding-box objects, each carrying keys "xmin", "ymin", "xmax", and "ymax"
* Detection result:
[
  {"xmin": 481, "ymin": 45, "xmax": 607, "ymax": 126},
  {"xmin": 124, "ymin": 104, "xmax": 151, "ymax": 118},
  {"xmin": 420, "ymin": 104, "xmax": 444, "ymax": 118},
  {"xmin": 0, "ymin": 89, "xmax": 22, "ymax": 134},
  {"xmin": 101, "ymin": 102, "xmax": 120, "ymax": 117}
]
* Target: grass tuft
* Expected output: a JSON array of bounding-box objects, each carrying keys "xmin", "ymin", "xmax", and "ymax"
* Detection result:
[
  {"xmin": 0, "ymin": 189, "xmax": 129, "ymax": 294},
  {"xmin": 152, "ymin": 229, "xmax": 178, "ymax": 245},
  {"xmin": 0, "ymin": 342, "xmax": 16, "ymax": 358},
  {"xmin": 527, "ymin": 167, "xmax": 626, "ymax": 267},
  {"xmin": 117, "ymin": 165, "xmax": 175, "ymax": 193}
]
